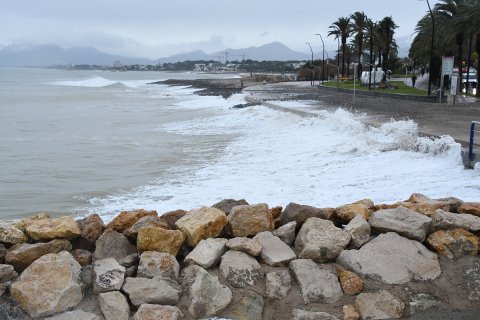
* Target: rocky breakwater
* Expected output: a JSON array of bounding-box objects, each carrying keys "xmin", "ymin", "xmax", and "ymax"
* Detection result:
[{"xmin": 0, "ymin": 195, "xmax": 480, "ymax": 319}]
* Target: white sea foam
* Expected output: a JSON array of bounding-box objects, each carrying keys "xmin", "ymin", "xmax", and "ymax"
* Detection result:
[
  {"xmin": 52, "ymin": 76, "xmax": 150, "ymax": 88},
  {"xmin": 82, "ymin": 91, "xmax": 479, "ymax": 222}
]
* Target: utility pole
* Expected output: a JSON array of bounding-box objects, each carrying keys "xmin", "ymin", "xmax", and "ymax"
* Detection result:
[
  {"xmin": 306, "ymin": 42, "xmax": 314, "ymax": 86},
  {"xmin": 315, "ymin": 34, "xmax": 325, "ymax": 84}
]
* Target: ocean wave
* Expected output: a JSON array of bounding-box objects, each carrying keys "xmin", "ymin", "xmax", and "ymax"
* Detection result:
[{"xmin": 52, "ymin": 77, "xmax": 146, "ymax": 89}]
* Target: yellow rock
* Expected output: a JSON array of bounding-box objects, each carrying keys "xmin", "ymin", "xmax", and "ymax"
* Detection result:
[
  {"xmin": 336, "ymin": 266, "xmax": 364, "ymax": 295},
  {"xmin": 343, "ymin": 304, "xmax": 360, "ymax": 320},
  {"xmin": 107, "ymin": 209, "xmax": 157, "ymax": 233},
  {"xmin": 458, "ymin": 202, "xmax": 480, "ymax": 217},
  {"xmin": 334, "ymin": 199, "xmax": 374, "ymax": 224},
  {"xmin": 228, "ymin": 203, "xmax": 274, "ymax": 237},
  {"xmin": 176, "ymin": 207, "xmax": 227, "ymax": 246},
  {"xmin": 426, "ymin": 229, "xmax": 479, "ymax": 259},
  {"xmin": 137, "ymin": 226, "xmax": 185, "ymax": 256},
  {"xmin": 25, "ymin": 216, "xmax": 81, "ymax": 241}
]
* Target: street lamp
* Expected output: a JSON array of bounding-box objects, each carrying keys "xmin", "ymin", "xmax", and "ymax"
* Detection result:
[
  {"xmin": 419, "ymin": 0, "xmax": 434, "ymax": 96},
  {"xmin": 306, "ymin": 42, "xmax": 314, "ymax": 86},
  {"xmin": 315, "ymin": 33, "xmax": 325, "ymax": 84}
]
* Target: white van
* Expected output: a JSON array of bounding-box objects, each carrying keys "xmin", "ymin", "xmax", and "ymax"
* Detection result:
[{"xmin": 452, "ymin": 68, "xmax": 477, "ymax": 92}]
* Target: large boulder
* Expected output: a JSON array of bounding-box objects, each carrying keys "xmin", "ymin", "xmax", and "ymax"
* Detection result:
[
  {"xmin": 124, "ymin": 216, "xmax": 170, "ymax": 239},
  {"xmin": 344, "ymin": 215, "xmax": 370, "ymax": 248},
  {"xmin": 188, "ymin": 267, "xmax": 233, "ymax": 318},
  {"xmin": 212, "ymin": 198, "xmax": 249, "ymax": 215},
  {"xmin": 93, "ymin": 258, "xmax": 125, "ymax": 293},
  {"xmin": 458, "ymin": 202, "xmax": 480, "ymax": 216},
  {"xmin": 99, "ymin": 291, "xmax": 129, "ymax": 320},
  {"xmin": 137, "ymin": 251, "xmax": 180, "ymax": 280},
  {"xmin": 0, "ymin": 224, "xmax": 28, "ymax": 245},
  {"xmin": 175, "ymin": 207, "xmax": 227, "ymax": 247},
  {"xmin": 266, "ymin": 270, "xmax": 291, "ymax": 299},
  {"xmin": 224, "ymin": 290, "xmax": 264, "ymax": 320},
  {"xmin": 227, "ymin": 203, "xmax": 274, "ymax": 237},
  {"xmin": 279, "ymin": 203, "xmax": 334, "ymax": 227},
  {"xmin": 355, "ymin": 290, "xmax": 405, "ymax": 319},
  {"xmin": 14, "ymin": 213, "xmax": 50, "ymax": 232},
  {"xmin": 295, "ymin": 218, "xmax": 350, "ymax": 263},
  {"xmin": 226, "ymin": 237, "xmax": 262, "ymax": 257},
  {"xmin": 133, "ymin": 304, "xmax": 183, "ymax": 320},
  {"xmin": 220, "ymin": 250, "xmax": 263, "ymax": 288},
  {"xmin": 273, "ymin": 221, "xmax": 297, "ymax": 245},
  {"xmin": 289, "ymin": 259, "xmax": 343, "ymax": 304},
  {"xmin": 136, "ymin": 226, "xmax": 185, "ymax": 256},
  {"xmin": 25, "ymin": 216, "xmax": 81, "ymax": 241},
  {"xmin": 122, "ymin": 276, "xmax": 181, "ymax": 307},
  {"xmin": 75, "ymin": 214, "xmax": 105, "ymax": 250},
  {"xmin": 107, "ymin": 209, "xmax": 157, "ymax": 233},
  {"xmin": 426, "ymin": 229, "xmax": 479, "ymax": 259},
  {"xmin": 10, "ymin": 251, "xmax": 82, "ymax": 318},
  {"xmin": 334, "ymin": 199, "xmax": 374, "ymax": 224},
  {"xmin": 185, "ymin": 238, "xmax": 228, "ymax": 269},
  {"xmin": 6, "ymin": 239, "xmax": 72, "ymax": 271},
  {"xmin": 369, "ymin": 206, "xmax": 432, "ymax": 242},
  {"xmin": 253, "ymin": 231, "xmax": 296, "ymax": 266},
  {"xmin": 336, "ymin": 232, "xmax": 441, "ymax": 284},
  {"xmin": 432, "ymin": 209, "xmax": 480, "ymax": 232},
  {"xmin": 93, "ymin": 229, "xmax": 137, "ymax": 262}
]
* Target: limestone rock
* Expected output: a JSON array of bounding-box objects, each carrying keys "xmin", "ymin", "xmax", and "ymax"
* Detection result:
[
  {"xmin": 0, "ymin": 224, "xmax": 28, "ymax": 245},
  {"xmin": 122, "ymin": 276, "xmax": 180, "ymax": 306},
  {"xmin": 93, "ymin": 258, "xmax": 125, "ymax": 293},
  {"xmin": 220, "ymin": 250, "xmax": 262, "ymax": 288},
  {"xmin": 369, "ymin": 206, "xmax": 432, "ymax": 242},
  {"xmin": 458, "ymin": 202, "xmax": 480, "ymax": 216},
  {"xmin": 273, "ymin": 221, "xmax": 297, "ymax": 245},
  {"xmin": 10, "ymin": 251, "xmax": 82, "ymax": 318},
  {"xmin": 378, "ymin": 200, "xmax": 448, "ymax": 217},
  {"xmin": 44, "ymin": 310, "xmax": 101, "ymax": 320},
  {"xmin": 292, "ymin": 309, "xmax": 339, "ymax": 320},
  {"xmin": 134, "ymin": 304, "xmax": 184, "ymax": 320},
  {"xmin": 93, "ymin": 228, "xmax": 137, "ymax": 261},
  {"xmin": 225, "ymin": 290, "xmax": 264, "ymax": 320},
  {"xmin": 185, "ymin": 238, "xmax": 228, "ymax": 269},
  {"xmin": 344, "ymin": 215, "xmax": 370, "ymax": 248},
  {"xmin": 295, "ymin": 218, "xmax": 350, "ymax": 263},
  {"xmin": 227, "ymin": 203, "xmax": 274, "ymax": 237},
  {"xmin": 253, "ymin": 231, "xmax": 296, "ymax": 266},
  {"xmin": 212, "ymin": 198, "xmax": 249, "ymax": 215},
  {"xmin": 75, "ymin": 214, "xmax": 105, "ymax": 250},
  {"xmin": 289, "ymin": 259, "xmax": 343, "ymax": 304},
  {"xmin": 6, "ymin": 239, "xmax": 72, "ymax": 271},
  {"xmin": 25, "ymin": 216, "xmax": 81, "ymax": 241},
  {"xmin": 266, "ymin": 270, "xmax": 291, "ymax": 299},
  {"xmin": 226, "ymin": 237, "xmax": 262, "ymax": 256},
  {"xmin": 73, "ymin": 249, "xmax": 92, "ymax": 266},
  {"xmin": 355, "ymin": 290, "xmax": 405, "ymax": 319},
  {"xmin": 334, "ymin": 199, "xmax": 374, "ymax": 224},
  {"xmin": 432, "ymin": 209, "xmax": 480, "ymax": 232},
  {"xmin": 337, "ymin": 232, "xmax": 440, "ymax": 284},
  {"xmin": 175, "ymin": 207, "xmax": 227, "ymax": 246},
  {"xmin": 99, "ymin": 291, "xmax": 129, "ymax": 320},
  {"xmin": 188, "ymin": 268, "xmax": 233, "ymax": 318},
  {"xmin": 407, "ymin": 193, "xmax": 456, "ymax": 212},
  {"xmin": 179, "ymin": 264, "xmax": 208, "ymax": 296},
  {"xmin": 336, "ymin": 266, "xmax": 364, "ymax": 295},
  {"xmin": 137, "ymin": 226, "xmax": 185, "ymax": 256},
  {"xmin": 0, "ymin": 264, "xmax": 18, "ymax": 283},
  {"xmin": 118, "ymin": 253, "xmax": 140, "ymax": 268},
  {"xmin": 426, "ymin": 229, "xmax": 479, "ymax": 258},
  {"xmin": 14, "ymin": 213, "xmax": 50, "ymax": 232},
  {"xmin": 343, "ymin": 305, "xmax": 360, "ymax": 320},
  {"xmin": 279, "ymin": 202, "xmax": 334, "ymax": 227},
  {"xmin": 107, "ymin": 209, "xmax": 157, "ymax": 233},
  {"xmin": 124, "ymin": 216, "xmax": 170, "ymax": 239},
  {"xmin": 137, "ymin": 251, "xmax": 180, "ymax": 280},
  {"xmin": 158, "ymin": 209, "xmax": 187, "ymax": 229}
]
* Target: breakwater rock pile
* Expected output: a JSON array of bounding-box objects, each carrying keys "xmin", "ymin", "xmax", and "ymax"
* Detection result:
[{"xmin": 1, "ymin": 194, "xmax": 480, "ymax": 319}]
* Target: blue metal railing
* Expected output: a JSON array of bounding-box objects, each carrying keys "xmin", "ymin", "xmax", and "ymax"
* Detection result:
[{"xmin": 469, "ymin": 121, "xmax": 480, "ymax": 161}]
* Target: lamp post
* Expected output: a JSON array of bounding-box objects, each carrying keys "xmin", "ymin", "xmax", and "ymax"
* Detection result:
[
  {"xmin": 315, "ymin": 34, "xmax": 325, "ymax": 84},
  {"xmin": 306, "ymin": 42, "xmax": 314, "ymax": 86},
  {"xmin": 419, "ymin": 0, "xmax": 434, "ymax": 96}
]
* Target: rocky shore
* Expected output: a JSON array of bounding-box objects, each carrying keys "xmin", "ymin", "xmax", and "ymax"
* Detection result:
[{"xmin": 1, "ymin": 194, "xmax": 480, "ymax": 319}]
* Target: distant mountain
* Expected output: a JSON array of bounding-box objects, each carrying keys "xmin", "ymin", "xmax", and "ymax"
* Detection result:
[
  {"xmin": 0, "ymin": 44, "xmax": 155, "ymax": 67},
  {"xmin": 158, "ymin": 42, "xmax": 310, "ymax": 63}
]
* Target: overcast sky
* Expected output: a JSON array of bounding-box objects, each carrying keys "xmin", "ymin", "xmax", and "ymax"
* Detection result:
[{"xmin": 0, "ymin": 0, "xmax": 439, "ymax": 59}]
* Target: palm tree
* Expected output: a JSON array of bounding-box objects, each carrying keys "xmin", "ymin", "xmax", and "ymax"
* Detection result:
[
  {"xmin": 350, "ymin": 11, "xmax": 368, "ymax": 79},
  {"xmin": 377, "ymin": 16, "xmax": 398, "ymax": 74},
  {"xmin": 328, "ymin": 17, "xmax": 352, "ymax": 77}
]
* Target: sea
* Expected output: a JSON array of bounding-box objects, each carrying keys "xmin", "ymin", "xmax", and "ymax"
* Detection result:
[{"xmin": 1, "ymin": 67, "xmax": 479, "ymax": 223}]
